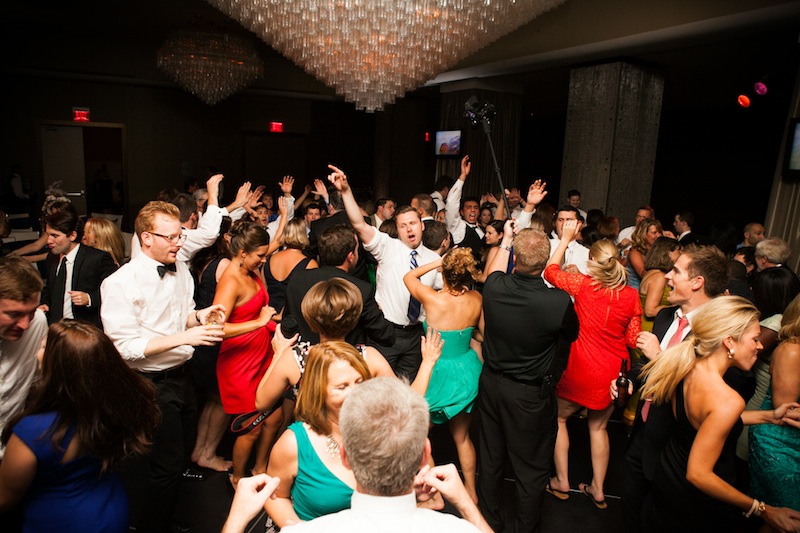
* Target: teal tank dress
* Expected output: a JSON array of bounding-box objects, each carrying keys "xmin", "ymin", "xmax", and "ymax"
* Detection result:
[
  {"xmin": 749, "ymin": 387, "xmax": 800, "ymax": 510},
  {"xmin": 289, "ymin": 421, "xmax": 353, "ymax": 520},
  {"xmin": 423, "ymin": 321, "xmax": 483, "ymax": 424}
]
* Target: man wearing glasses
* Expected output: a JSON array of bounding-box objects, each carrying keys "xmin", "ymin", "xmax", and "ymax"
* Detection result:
[{"xmin": 101, "ymin": 201, "xmax": 226, "ymax": 533}]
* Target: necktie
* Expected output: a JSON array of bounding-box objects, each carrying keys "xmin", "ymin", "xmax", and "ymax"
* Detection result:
[
  {"xmin": 157, "ymin": 263, "xmax": 177, "ymax": 278},
  {"xmin": 407, "ymin": 250, "xmax": 421, "ymax": 323},
  {"xmin": 51, "ymin": 256, "xmax": 68, "ymax": 322},
  {"xmin": 643, "ymin": 315, "xmax": 690, "ymax": 422}
]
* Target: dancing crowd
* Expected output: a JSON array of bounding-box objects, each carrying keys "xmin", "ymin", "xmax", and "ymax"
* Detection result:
[{"xmin": 0, "ymin": 155, "xmax": 799, "ymax": 533}]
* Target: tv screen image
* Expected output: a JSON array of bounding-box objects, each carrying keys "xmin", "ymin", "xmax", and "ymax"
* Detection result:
[{"xmin": 435, "ymin": 130, "xmax": 461, "ymax": 156}]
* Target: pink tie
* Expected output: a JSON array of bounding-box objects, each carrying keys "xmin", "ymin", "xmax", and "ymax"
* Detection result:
[{"xmin": 642, "ymin": 315, "xmax": 689, "ymax": 422}]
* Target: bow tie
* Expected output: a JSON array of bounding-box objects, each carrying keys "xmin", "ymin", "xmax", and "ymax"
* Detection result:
[{"xmin": 157, "ymin": 263, "xmax": 177, "ymax": 278}]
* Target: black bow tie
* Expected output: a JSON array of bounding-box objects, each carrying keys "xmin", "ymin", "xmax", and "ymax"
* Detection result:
[{"xmin": 157, "ymin": 263, "xmax": 177, "ymax": 278}]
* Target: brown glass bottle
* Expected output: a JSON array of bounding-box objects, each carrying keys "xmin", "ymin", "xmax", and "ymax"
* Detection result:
[{"xmin": 615, "ymin": 359, "xmax": 629, "ymax": 408}]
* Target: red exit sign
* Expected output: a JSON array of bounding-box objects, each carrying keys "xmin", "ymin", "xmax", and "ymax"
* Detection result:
[
  {"xmin": 72, "ymin": 107, "xmax": 90, "ymax": 122},
  {"xmin": 269, "ymin": 122, "xmax": 284, "ymax": 133}
]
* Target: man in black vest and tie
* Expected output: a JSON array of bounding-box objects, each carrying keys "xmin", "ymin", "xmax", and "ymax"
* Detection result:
[
  {"xmin": 445, "ymin": 155, "xmax": 484, "ymax": 262},
  {"xmin": 620, "ymin": 245, "xmax": 728, "ymax": 532},
  {"xmin": 39, "ymin": 204, "xmax": 117, "ymax": 328}
]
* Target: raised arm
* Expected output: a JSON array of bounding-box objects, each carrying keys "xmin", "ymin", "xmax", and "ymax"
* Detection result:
[
  {"xmin": 515, "ymin": 179, "xmax": 547, "ymax": 230},
  {"xmin": 445, "ymin": 155, "xmax": 470, "ymax": 242},
  {"xmin": 327, "ymin": 165, "xmax": 376, "ymax": 244},
  {"xmin": 547, "ymin": 218, "xmax": 578, "ymax": 268},
  {"xmin": 485, "ymin": 219, "xmax": 515, "ymax": 276},
  {"xmin": 255, "ymin": 345, "xmax": 301, "ymax": 411},
  {"xmin": 403, "ymin": 255, "xmax": 443, "ymax": 306}
]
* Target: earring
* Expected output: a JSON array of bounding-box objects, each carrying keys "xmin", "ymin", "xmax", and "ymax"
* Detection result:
[
  {"xmin": 728, "ymin": 348, "xmax": 735, "ymax": 359},
  {"xmin": 239, "ymin": 259, "xmax": 244, "ymax": 267}
]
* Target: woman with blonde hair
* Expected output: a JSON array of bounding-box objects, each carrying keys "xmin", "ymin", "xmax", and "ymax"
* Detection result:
[
  {"xmin": 263, "ymin": 217, "xmax": 317, "ymax": 321},
  {"xmin": 82, "ymin": 217, "xmax": 126, "ymax": 266},
  {"xmin": 404, "ymin": 246, "xmax": 483, "ymax": 503},
  {"xmin": 749, "ymin": 293, "xmax": 800, "ymax": 513},
  {"xmin": 544, "ymin": 220, "xmax": 641, "ymax": 508},
  {"xmin": 263, "ymin": 341, "xmax": 373, "ymax": 529},
  {"xmin": 640, "ymin": 296, "xmax": 800, "ymax": 531},
  {"xmin": 626, "ymin": 218, "xmax": 664, "ymax": 290}
]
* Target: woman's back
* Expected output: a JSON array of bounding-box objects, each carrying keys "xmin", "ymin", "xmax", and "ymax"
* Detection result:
[
  {"xmin": 421, "ymin": 290, "xmax": 482, "ymax": 331},
  {"xmin": 264, "ymin": 249, "xmax": 313, "ymax": 314},
  {"xmin": 14, "ymin": 412, "xmax": 128, "ymax": 533}
]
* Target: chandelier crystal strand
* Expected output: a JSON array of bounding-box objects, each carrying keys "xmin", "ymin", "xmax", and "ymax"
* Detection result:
[
  {"xmin": 157, "ymin": 30, "xmax": 264, "ymax": 105},
  {"xmin": 208, "ymin": 0, "xmax": 567, "ymax": 112}
]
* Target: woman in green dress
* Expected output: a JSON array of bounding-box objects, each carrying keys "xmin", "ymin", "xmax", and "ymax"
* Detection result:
[{"xmin": 404, "ymin": 247, "xmax": 483, "ymax": 503}]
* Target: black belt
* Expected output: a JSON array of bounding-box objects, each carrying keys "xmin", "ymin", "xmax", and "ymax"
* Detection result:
[
  {"xmin": 139, "ymin": 364, "xmax": 186, "ymax": 383},
  {"xmin": 486, "ymin": 367, "xmax": 545, "ymax": 386},
  {"xmin": 390, "ymin": 321, "xmax": 423, "ymax": 331}
]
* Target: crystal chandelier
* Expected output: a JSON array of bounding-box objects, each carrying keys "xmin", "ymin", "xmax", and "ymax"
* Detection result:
[
  {"xmin": 157, "ymin": 30, "xmax": 264, "ymax": 105},
  {"xmin": 207, "ymin": 0, "xmax": 567, "ymax": 112}
]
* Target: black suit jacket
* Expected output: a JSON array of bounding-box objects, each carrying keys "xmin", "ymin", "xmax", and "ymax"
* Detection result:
[
  {"xmin": 305, "ymin": 211, "xmax": 374, "ymax": 282},
  {"xmin": 41, "ymin": 245, "xmax": 118, "ymax": 328},
  {"xmin": 628, "ymin": 306, "xmax": 677, "ymax": 480},
  {"xmin": 285, "ymin": 265, "xmax": 395, "ymax": 347}
]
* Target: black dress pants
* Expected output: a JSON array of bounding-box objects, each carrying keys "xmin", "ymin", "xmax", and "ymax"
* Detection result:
[
  {"xmin": 124, "ymin": 371, "xmax": 196, "ymax": 533},
  {"xmin": 370, "ymin": 323, "xmax": 423, "ymax": 381},
  {"xmin": 477, "ymin": 369, "xmax": 556, "ymax": 533}
]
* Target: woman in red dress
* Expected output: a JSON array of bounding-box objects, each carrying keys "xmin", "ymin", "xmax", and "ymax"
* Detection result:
[
  {"xmin": 213, "ymin": 219, "xmax": 282, "ymax": 487},
  {"xmin": 544, "ymin": 219, "xmax": 641, "ymax": 509}
]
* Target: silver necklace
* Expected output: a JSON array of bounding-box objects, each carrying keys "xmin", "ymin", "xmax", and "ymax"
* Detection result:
[{"xmin": 326, "ymin": 434, "xmax": 341, "ymax": 458}]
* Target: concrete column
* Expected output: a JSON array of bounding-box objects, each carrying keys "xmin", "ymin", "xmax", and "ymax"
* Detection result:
[{"xmin": 561, "ymin": 62, "xmax": 664, "ymax": 226}]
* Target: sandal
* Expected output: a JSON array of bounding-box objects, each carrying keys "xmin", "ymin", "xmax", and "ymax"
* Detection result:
[
  {"xmin": 579, "ymin": 483, "xmax": 607, "ymax": 509},
  {"xmin": 546, "ymin": 481, "xmax": 570, "ymax": 500}
]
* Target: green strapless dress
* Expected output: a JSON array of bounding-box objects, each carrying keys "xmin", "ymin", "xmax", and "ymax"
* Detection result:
[{"xmin": 423, "ymin": 321, "xmax": 483, "ymax": 424}]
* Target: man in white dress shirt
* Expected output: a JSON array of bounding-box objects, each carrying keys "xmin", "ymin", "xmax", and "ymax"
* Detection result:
[
  {"xmin": 101, "ymin": 201, "xmax": 225, "ymax": 533},
  {"xmin": 445, "ymin": 155, "xmax": 484, "ymax": 261},
  {"xmin": 223, "ymin": 378, "xmax": 489, "ymax": 533},
  {"xmin": 329, "ymin": 165, "xmax": 439, "ymax": 381},
  {"xmin": 0, "ymin": 257, "xmax": 48, "ymax": 460},
  {"xmin": 549, "ymin": 206, "xmax": 590, "ymax": 275}
]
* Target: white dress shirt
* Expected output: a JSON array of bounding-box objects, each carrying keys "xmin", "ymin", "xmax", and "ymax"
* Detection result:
[
  {"xmin": 58, "ymin": 244, "xmax": 82, "ymax": 319},
  {"xmin": 430, "ymin": 191, "xmax": 446, "ymax": 212},
  {"xmin": 0, "ymin": 309, "xmax": 47, "ymax": 459},
  {"xmin": 660, "ymin": 306, "xmax": 703, "ymax": 350},
  {"xmin": 101, "ymin": 253, "xmax": 196, "ymax": 372},
  {"xmin": 549, "ymin": 239, "xmax": 590, "ymax": 275},
  {"xmin": 283, "ymin": 491, "xmax": 480, "ymax": 533},
  {"xmin": 445, "ymin": 179, "xmax": 484, "ymax": 244},
  {"xmin": 363, "ymin": 230, "xmax": 439, "ymax": 326},
  {"xmin": 616, "ymin": 225, "xmax": 635, "ymax": 245}
]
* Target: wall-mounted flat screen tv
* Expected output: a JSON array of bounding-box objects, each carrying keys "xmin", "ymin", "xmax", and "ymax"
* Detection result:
[{"xmin": 435, "ymin": 130, "xmax": 461, "ymax": 156}]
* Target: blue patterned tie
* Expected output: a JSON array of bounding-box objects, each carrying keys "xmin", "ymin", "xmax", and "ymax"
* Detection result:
[{"xmin": 407, "ymin": 250, "xmax": 421, "ymax": 323}]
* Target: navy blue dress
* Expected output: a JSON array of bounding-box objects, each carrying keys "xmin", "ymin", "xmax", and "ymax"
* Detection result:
[{"xmin": 13, "ymin": 412, "xmax": 128, "ymax": 532}]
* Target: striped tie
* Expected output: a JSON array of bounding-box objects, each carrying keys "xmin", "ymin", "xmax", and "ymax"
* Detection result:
[{"xmin": 407, "ymin": 250, "xmax": 421, "ymax": 323}]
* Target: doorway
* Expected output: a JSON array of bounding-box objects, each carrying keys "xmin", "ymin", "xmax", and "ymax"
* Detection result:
[{"xmin": 38, "ymin": 121, "xmax": 127, "ymax": 229}]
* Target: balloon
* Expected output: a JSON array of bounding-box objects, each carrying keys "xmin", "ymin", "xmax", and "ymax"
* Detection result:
[
  {"xmin": 754, "ymin": 82, "xmax": 768, "ymax": 95},
  {"xmin": 738, "ymin": 94, "xmax": 751, "ymax": 108}
]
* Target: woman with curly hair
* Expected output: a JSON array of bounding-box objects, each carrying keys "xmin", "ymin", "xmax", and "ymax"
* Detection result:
[
  {"xmin": 404, "ymin": 247, "xmax": 483, "ymax": 502},
  {"xmin": 0, "ymin": 320, "xmax": 159, "ymax": 532},
  {"xmin": 544, "ymin": 219, "xmax": 641, "ymax": 508},
  {"xmin": 626, "ymin": 218, "xmax": 664, "ymax": 290}
]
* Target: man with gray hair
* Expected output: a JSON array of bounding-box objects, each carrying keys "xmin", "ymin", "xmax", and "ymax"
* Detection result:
[
  {"xmin": 222, "ymin": 377, "xmax": 490, "ymax": 533},
  {"xmin": 755, "ymin": 236, "xmax": 792, "ymax": 271}
]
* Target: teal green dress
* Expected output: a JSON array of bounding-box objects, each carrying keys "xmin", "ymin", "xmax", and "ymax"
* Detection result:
[
  {"xmin": 423, "ymin": 321, "xmax": 483, "ymax": 424},
  {"xmin": 749, "ymin": 387, "xmax": 800, "ymax": 510},
  {"xmin": 289, "ymin": 421, "xmax": 353, "ymax": 520}
]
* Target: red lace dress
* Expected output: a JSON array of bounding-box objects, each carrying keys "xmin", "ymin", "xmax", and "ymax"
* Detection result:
[
  {"xmin": 544, "ymin": 264, "xmax": 641, "ymax": 410},
  {"xmin": 216, "ymin": 279, "xmax": 275, "ymax": 414}
]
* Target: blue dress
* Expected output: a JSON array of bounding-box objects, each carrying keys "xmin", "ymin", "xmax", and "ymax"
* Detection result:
[
  {"xmin": 423, "ymin": 321, "xmax": 483, "ymax": 424},
  {"xmin": 749, "ymin": 386, "xmax": 800, "ymax": 510},
  {"xmin": 13, "ymin": 412, "xmax": 128, "ymax": 533}
]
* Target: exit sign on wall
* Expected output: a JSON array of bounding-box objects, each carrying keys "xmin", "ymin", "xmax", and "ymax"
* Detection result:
[{"xmin": 72, "ymin": 107, "xmax": 90, "ymax": 122}]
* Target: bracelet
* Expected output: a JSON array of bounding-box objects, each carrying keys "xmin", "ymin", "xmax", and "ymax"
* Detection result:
[
  {"xmin": 744, "ymin": 498, "xmax": 764, "ymax": 518},
  {"xmin": 499, "ymin": 244, "xmax": 512, "ymax": 251}
]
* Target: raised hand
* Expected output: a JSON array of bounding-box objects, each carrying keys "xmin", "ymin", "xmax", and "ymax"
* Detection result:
[
  {"xmin": 279, "ymin": 175, "xmax": 294, "ymax": 195},
  {"xmin": 246, "ymin": 185, "xmax": 266, "ymax": 209},
  {"xmin": 327, "ymin": 165, "xmax": 350, "ymax": 193},
  {"xmin": 561, "ymin": 218, "xmax": 579, "ymax": 241},
  {"xmin": 313, "ymin": 178, "xmax": 329, "ymax": 200},
  {"xmin": 277, "ymin": 196, "xmax": 289, "ymax": 217},
  {"xmin": 526, "ymin": 179, "xmax": 548, "ymax": 207},
  {"xmin": 459, "ymin": 155, "xmax": 471, "ymax": 181},
  {"xmin": 231, "ymin": 181, "xmax": 252, "ymax": 210}
]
